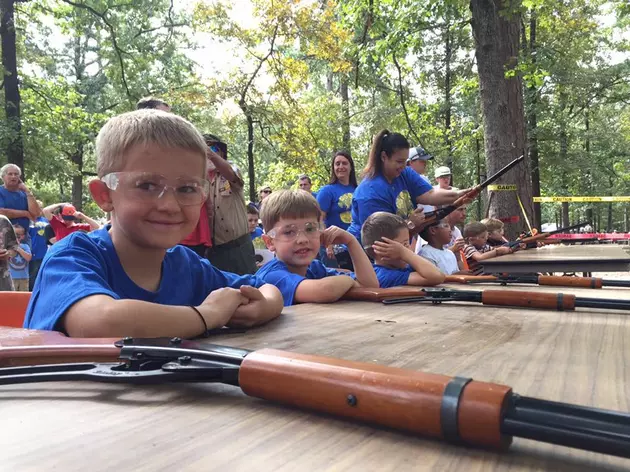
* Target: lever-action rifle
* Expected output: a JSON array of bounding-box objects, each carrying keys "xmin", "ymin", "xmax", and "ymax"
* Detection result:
[
  {"xmin": 507, "ymin": 221, "xmax": 590, "ymax": 248},
  {"xmin": 1, "ymin": 327, "xmax": 629, "ymax": 459},
  {"xmin": 418, "ymin": 155, "xmax": 524, "ymax": 231},
  {"xmin": 343, "ymin": 286, "xmax": 630, "ymax": 311},
  {"xmin": 445, "ymin": 274, "xmax": 630, "ymax": 289}
]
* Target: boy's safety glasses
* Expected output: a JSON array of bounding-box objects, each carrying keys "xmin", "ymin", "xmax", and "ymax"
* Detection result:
[
  {"xmin": 101, "ymin": 172, "xmax": 209, "ymax": 206},
  {"xmin": 267, "ymin": 222, "xmax": 324, "ymax": 241}
]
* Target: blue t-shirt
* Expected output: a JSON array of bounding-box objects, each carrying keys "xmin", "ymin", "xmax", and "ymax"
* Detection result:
[
  {"xmin": 29, "ymin": 216, "xmax": 49, "ymax": 261},
  {"xmin": 374, "ymin": 264, "xmax": 413, "ymax": 288},
  {"xmin": 348, "ymin": 167, "xmax": 432, "ymax": 243},
  {"xmin": 0, "ymin": 187, "xmax": 29, "ymax": 230},
  {"xmin": 24, "ymin": 226, "xmax": 266, "ymax": 331},
  {"xmin": 256, "ymin": 258, "xmax": 349, "ymax": 306},
  {"xmin": 316, "ymin": 183, "xmax": 356, "ymax": 230},
  {"xmin": 9, "ymin": 242, "xmax": 31, "ymax": 280}
]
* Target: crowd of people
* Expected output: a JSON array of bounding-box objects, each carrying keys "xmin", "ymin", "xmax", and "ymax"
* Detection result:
[{"xmin": 0, "ymin": 97, "xmax": 523, "ymax": 338}]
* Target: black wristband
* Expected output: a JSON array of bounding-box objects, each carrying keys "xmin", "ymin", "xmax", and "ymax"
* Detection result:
[{"xmin": 190, "ymin": 306, "xmax": 209, "ymax": 337}]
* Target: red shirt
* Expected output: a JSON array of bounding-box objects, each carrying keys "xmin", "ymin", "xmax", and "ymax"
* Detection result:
[
  {"xmin": 49, "ymin": 216, "xmax": 92, "ymax": 241},
  {"xmin": 180, "ymin": 201, "xmax": 212, "ymax": 247}
]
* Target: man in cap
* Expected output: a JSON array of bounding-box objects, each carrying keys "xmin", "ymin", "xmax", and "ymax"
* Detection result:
[
  {"xmin": 42, "ymin": 202, "xmax": 100, "ymax": 242},
  {"xmin": 434, "ymin": 166, "xmax": 458, "ymax": 191},
  {"xmin": 406, "ymin": 146, "xmax": 433, "ymax": 184}
]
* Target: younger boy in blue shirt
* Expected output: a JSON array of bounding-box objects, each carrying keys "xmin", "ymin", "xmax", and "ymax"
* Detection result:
[
  {"xmin": 361, "ymin": 212, "xmax": 445, "ymax": 288},
  {"xmin": 256, "ymin": 189, "xmax": 378, "ymax": 306},
  {"xmin": 9, "ymin": 224, "xmax": 31, "ymax": 291},
  {"xmin": 24, "ymin": 110, "xmax": 283, "ymax": 337}
]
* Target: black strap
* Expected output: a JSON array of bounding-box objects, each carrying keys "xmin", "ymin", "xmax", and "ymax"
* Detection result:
[
  {"xmin": 557, "ymin": 293, "xmax": 564, "ymax": 311},
  {"xmin": 440, "ymin": 376, "xmax": 472, "ymax": 442}
]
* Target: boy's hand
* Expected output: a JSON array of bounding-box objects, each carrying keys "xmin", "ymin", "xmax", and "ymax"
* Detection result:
[
  {"xmin": 372, "ymin": 237, "xmax": 411, "ymax": 261},
  {"xmin": 495, "ymin": 246, "xmax": 512, "ymax": 256},
  {"xmin": 0, "ymin": 249, "xmax": 9, "ymax": 261},
  {"xmin": 196, "ymin": 287, "xmax": 248, "ymax": 330},
  {"xmin": 229, "ymin": 285, "xmax": 270, "ymax": 328},
  {"xmin": 320, "ymin": 226, "xmax": 352, "ymax": 247},
  {"xmin": 450, "ymin": 238, "xmax": 465, "ymax": 252}
]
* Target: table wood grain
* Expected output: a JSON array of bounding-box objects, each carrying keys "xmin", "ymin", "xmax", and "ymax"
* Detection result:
[
  {"xmin": 480, "ymin": 244, "xmax": 630, "ymax": 273},
  {"xmin": 2, "ymin": 285, "xmax": 630, "ymax": 471}
]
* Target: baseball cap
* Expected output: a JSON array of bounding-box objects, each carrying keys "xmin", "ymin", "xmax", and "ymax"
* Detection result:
[
  {"xmin": 60, "ymin": 204, "xmax": 77, "ymax": 221},
  {"xmin": 435, "ymin": 166, "xmax": 452, "ymax": 178},
  {"xmin": 407, "ymin": 146, "xmax": 433, "ymax": 163}
]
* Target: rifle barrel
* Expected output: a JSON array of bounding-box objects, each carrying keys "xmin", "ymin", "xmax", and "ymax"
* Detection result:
[
  {"xmin": 602, "ymin": 279, "xmax": 630, "ymax": 288},
  {"xmin": 503, "ymin": 395, "xmax": 630, "ymax": 458},
  {"xmin": 574, "ymin": 297, "xmax": 630, "ymax": 311},
  {"xmin": 481, "ymin": 155, "xmax": 524, "ymax": 188}
]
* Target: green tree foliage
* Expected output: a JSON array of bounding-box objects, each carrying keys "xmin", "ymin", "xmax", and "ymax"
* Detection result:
[{"xmin": 0, "ymin": 0, "xmax": 628, "ymax": 229}]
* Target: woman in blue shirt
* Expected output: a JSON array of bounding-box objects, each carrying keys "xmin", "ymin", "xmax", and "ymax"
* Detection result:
[
  {"xmin": 316, "ymin": 151, "xmax": 358, "ymax": 269},
  {"xmin": 347, "ymin": 130, "xmax": 470, "ymax": 244}
]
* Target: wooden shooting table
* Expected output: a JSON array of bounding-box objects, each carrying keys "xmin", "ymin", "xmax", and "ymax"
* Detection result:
[
  {"xmin": 2, "ymin": 284, "xmax": 630, "ymax": 471},
  {"xmin": 480, "ymin": 244, "xmax": 630, "ymax": 274}
]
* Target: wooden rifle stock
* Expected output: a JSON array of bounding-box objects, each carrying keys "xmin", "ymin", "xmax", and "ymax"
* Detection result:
[
  {"xmin": 2, "ymin": 327, "xmax": 630, "ymax": 458},
  {"xmin": 344, "ymin": 287, "xmax": 578, "ymax": 310}
]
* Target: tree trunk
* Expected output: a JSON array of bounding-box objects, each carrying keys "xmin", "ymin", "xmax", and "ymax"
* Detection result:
[
  {"xmin": 471, "ymin": 0, "xmax": 531, "ymax": 240},
  {"xmin": 245, "ymin": 112, "xmax": 255, "ymax": 203},
  {"xmin": 340, "ymin": 75, "xmax": 350, "ymax": 151},
  {"xmin": 444, "ymin": 24, "xmax": 453, "ymax": 180},
  {"xmin": 561, "ymin": 202, "xmax": 569, "ymax": 228},
  {"xmin": 70, "ymin": 146, "xmax": 84, "ymax": 211},
  {"xmin": 0, "ymin": 0, "xmax": 24, "ymax": 174},
  {"xmin": 526, "ymin": 10, "xmax": 541, "ymax": 229}
]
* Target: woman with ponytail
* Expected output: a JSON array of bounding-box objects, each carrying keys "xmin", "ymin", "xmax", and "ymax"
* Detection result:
[{"xmin": 347, "ymin": 130, "xmax": 470, "ymax": 244}]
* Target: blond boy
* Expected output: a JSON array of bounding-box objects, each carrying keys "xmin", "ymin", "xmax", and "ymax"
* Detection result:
[{"xmin": 24, "ymin": 110, "xmax": 283, "ymax": 337}]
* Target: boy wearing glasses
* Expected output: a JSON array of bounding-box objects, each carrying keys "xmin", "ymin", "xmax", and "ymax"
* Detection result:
[
  {"xmin": 24, "ymin": 110, "xmax": 283, "ymax": 337},
  {"xmin": 361, "ymin": 212, "xmax": 445, "ymax": 288},
  {"xmin": 257, "ymin": 190, "xmax": 378, "ymax": 306}
]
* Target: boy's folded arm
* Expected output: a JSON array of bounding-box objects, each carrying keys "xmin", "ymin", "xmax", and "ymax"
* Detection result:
[
  {"xmin": 61, "ymin": 295, "xmax": 207, "ymax": 338},
  {"xmin": 346, "ymin": 238, "xmax": 379, "ymax": 288},
  {"xmin": 402, "ymin": 250, "xmax": 445, "ymax": 285},
  {"xmin": 294, "ymin": 276, "xmax": 355, "ymax": 303}
]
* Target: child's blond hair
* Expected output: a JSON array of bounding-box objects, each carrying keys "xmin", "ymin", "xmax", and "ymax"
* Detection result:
[
  {"xmin": 463, "ymin": 222, "xmax": 488, "ymax": 239},
  {"xmin": 361, "ymin": 212, "xmax": 407, "ymax": 258},
  {"xmin": 95, "ymin": 110, "xmax": 207, "ymax": 177},
  {"xmin": 260, "ymin": 189, "xmax": 321, "ymax": 232},
  {"xmin": 480, "ymin": 218, "xmax": 504, "ymax": 233}
]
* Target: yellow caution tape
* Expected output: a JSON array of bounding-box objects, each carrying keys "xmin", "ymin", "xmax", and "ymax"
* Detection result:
[
  {"xmin": 533, "ymin": 196, "xmax": 630, "ymax": 203},
  {"xmin": 488, "ymin": 184, "xmax": 517, "ymax": 191}
]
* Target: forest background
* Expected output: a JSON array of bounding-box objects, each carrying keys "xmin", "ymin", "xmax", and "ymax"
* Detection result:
[{"xmin": 1, "ymin": 0, "xmax": 630, "ymax": 234}]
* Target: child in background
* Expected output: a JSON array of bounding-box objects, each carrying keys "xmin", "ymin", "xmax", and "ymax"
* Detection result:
[
  {"xmin": 481, "ymin": 218, "xmax": 508, "ymax": 247},
  {"xmin": 418, "ymin": 220, "xmax": 466, "ymax": 275},
  {"xmin": 24, "ymin": 110, "xmax": 283, "ymax": 337},
  {"xmin": 257, "ymin": 189, "xmax": 378, "ymax": 306},
  {"xmin": 362, "ymin": 212, "xmax": 445, "ymax": 288},
  {"xmin": 463, "ymin": 222, "xmax": 512, "ymax": 273},
  {"xmin": 9, "ymin": 224, "xmax": 31, "ymax": 291},
  {"xmin": 247, "ymin": 203, "xmax": 264, "ymax": 248},
  {"xmin": 0, "ymin": 215, "xmax": 18, "ymax": 290}
]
